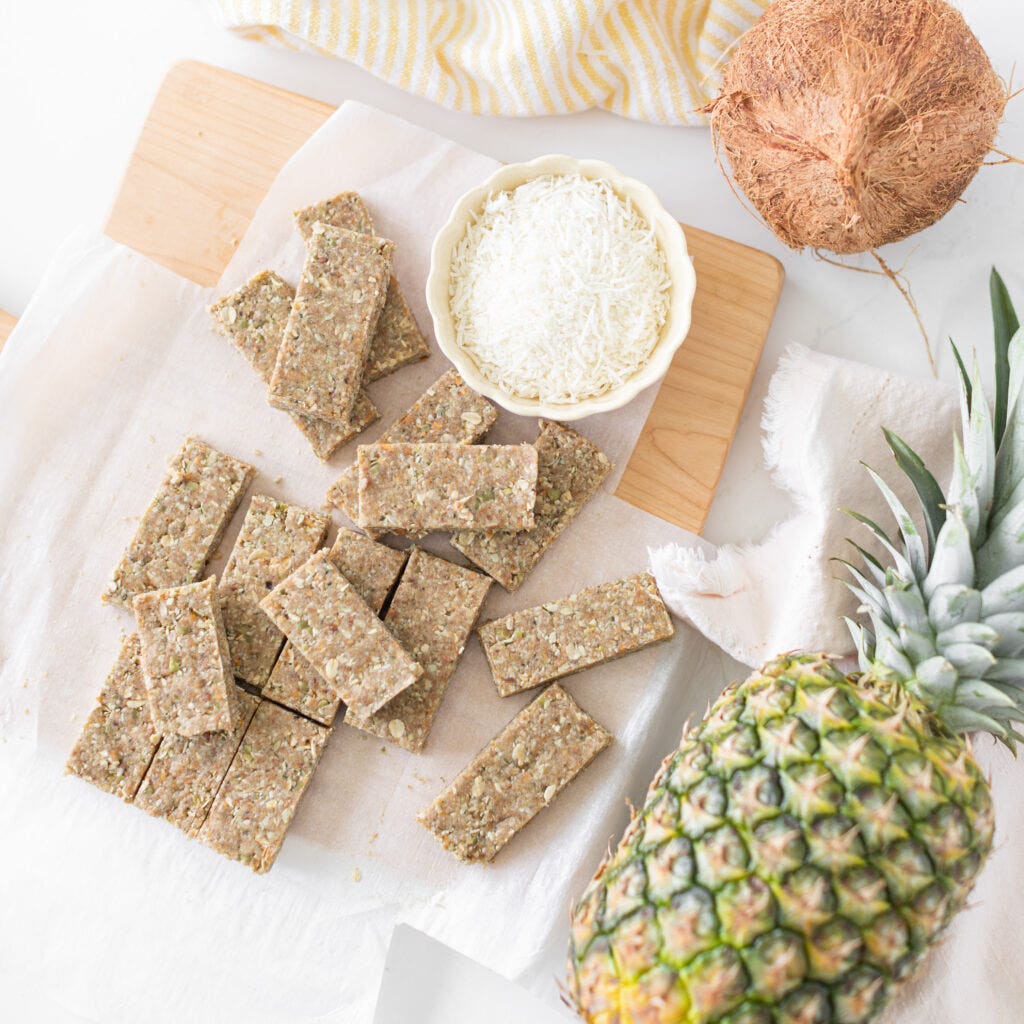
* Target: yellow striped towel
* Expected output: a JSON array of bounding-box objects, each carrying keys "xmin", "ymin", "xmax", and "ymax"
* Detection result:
[{"xmin": 207, "ymin": 0, "xmax": 769, "ymax": 126}]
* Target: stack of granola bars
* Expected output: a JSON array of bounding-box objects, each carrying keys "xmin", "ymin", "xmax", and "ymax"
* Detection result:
[{"xmin": 67, "ymin": 191, "xmax": 678, "ymax": 872}]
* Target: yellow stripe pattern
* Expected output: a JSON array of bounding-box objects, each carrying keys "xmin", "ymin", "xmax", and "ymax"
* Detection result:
[{"xmin": 208, "ymin": 0, "xmax": 768, "ymax": 125}]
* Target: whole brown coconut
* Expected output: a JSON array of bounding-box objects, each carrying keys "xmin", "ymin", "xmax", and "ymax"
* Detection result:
[{"xmin": 708, "ymin": 0, "xmax": 1005, "ymax": 254}]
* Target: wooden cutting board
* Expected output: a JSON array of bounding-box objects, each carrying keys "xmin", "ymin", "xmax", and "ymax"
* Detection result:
[{"xmin": 3, "ymin": 61, "xmax": 783, "ymax": 534}]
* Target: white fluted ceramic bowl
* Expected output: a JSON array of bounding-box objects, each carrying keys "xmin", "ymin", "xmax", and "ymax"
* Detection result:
[{"xmin": 425, "ymin": 154, "xmax": 696, "ymax": 421}]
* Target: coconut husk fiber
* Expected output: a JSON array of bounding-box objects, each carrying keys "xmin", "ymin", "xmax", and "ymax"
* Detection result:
[{"xmin": 708, "ymin": 0, "xmax": 1005, "ymax": 255}]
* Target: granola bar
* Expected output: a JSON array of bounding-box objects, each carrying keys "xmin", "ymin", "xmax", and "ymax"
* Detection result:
[
  {"xmin": 356, "ymin": 443, "xmax": 538, "ymax": 534},
  {"xmin": 198, "ymin": 701, "xmax": 329, "ymax": 873},
  {"xmin": 325, "ymin": 369, "xmax": 497, "ymax": 524},
  {"xmin": 259, "ymin": 550, "xmax": 422, "ymax": 718},
  {"xmin": 418, "ymin": 684, "xmax": 611, "ymax": 862},
  {"xmin": 293, "ymin": 193, "xmax": 430, "ymax": 381},
  {"xmin": 268, "ymin": 225, "xmax": 393, "ymax": 427},
  {"xmin": 134, "ymin": 688, "xmax": 259, "ymax": 836},
  {"xmin": 65, "ymin": 635, "xmax": 161, "ymax": 802},
  {"xmin": 104, "ymin": 438, "xmax": 254, "ymax": 606},
  {"xmin": 209, "ymin": 271, "xmax": 378, "ymax": 461},
  {"xmin": 347, "ymin": 549, "xmax": 492, "ymax": 752},
  {"xmin": 324, "ymin": 528, "xmax": 409, "ymax": 613},
  {"xmin": 478, "ymin": 572, "xmax": 674, "ymax": 697},
  {"xmin": 262, "ymin": 530, "xmax": 408, "ymax": 726},
  {"xmin": 451, "ymin": 420, "xmax": 611, "ymax": 591},
  {"xmin": 294, "ymin": 192, "xmax": 374, "ymax": 239},
  {"xmin": 133, "ymin": 577, "xmax": 240, "ymax": 737},
  {"xmin": 218, "ymin": 495, "xmax": 329, "ymax": 688}
]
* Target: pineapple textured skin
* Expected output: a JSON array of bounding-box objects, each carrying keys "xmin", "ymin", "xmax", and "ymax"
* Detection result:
[{"xmin": 568, "ymin": 654, "xmax": 994, "ymax": 1024}]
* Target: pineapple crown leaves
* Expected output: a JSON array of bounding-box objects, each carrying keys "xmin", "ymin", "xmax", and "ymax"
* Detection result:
[{"xmin": 845, "ymin": 270, "xmax": 1024, "ymax": 747}]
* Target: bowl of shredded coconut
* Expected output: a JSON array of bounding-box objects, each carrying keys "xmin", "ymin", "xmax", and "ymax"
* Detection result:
[{"xmin": 427, "ymin": 155, "xmax": 695, "ymax": 420}]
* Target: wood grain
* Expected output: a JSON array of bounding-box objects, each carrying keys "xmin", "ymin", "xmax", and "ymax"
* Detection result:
[
  {"xmin": 41, "ymin": 60, "xmax": 780, "ymax": 533},
  {"xmin": 0, "ymin": 309, "xmax": 16, "ymax": 349}
]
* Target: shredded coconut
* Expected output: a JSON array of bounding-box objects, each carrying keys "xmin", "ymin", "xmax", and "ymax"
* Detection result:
[{"xmin": 449, "ymin": 174, "xmax": 671, "ymax": 403}]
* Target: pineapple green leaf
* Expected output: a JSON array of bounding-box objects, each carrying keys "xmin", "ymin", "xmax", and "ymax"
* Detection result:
[
  {"xmin": 955, "ymin": 678, "xmax": 1019, "ymax": 710},
  {"xmin": 942, "ymin": 704, "xmax": 1006, "ymax": 736},
  {"xmin": 847, "ymin": 540, "xmax": 887, "ymax": 586},
  {"xmin": 976, "ymin": 500, "xmax": 1024, "ymax": 589},
  {"xmin": 914, "ymin": 655, "xmax": 958, "ymax": 699},
  {"xmin": 936, "ymin": 622, "xmax": 999, "ymax": 649},
  {"xmin": 844, "ymin": 617, "xmax": 872, "ymax": 671},
  {"xmin": 844, "ymin": 509, "xmax": 916, "ymax": 584},
  {"xmin": 837, "ymin": 561, "xmax": 886, "ymax": 613},
  {"xmin": 991, "ymin": 328, "xmax": 1024, "ymax": 523},
  {"xmin": 928, "ymin": 583, "xmax": 982, "ymax": 632},
  {"xmin": 950, "ymin": 340, "xmax": 973, "ymax": 417},
  {"xmin": 883, "ymin": 428, "xmax": 947, "ymax": 553},
  {"xmin": 883, "ymin": 581, "xmax": 930, "ymax": 637},
  {"xmin": 864, "ymin": 464, "xmax": 927, "ymax": 582},
  {"xmin": 947, "ymin": 437, "xmax": 982, "ymax": 543},
  {"xmin": 898, "ymin": 625, "xmax": 937, "ymax": 665},
  {"xmin": 983, "ymin": 611, "xmax": 1024, "ymax": 658},
  {"xmin": 941, "ymin": 641, "xmax": 997, "ymax": 678},
  {"xmin": 923, "ymin": 513, "xmax": 975, "ymax": 601},
  {"xmin": 984, "ymin": 656, "xmax": 1024, "ymax": 682},
  {"xmin": 991, "ymin": 267, "xmax": 1019, "ymax": 446},
  {"xmin": 981, "ymin": 564, "xmax": 1024, "ymax": 615}
]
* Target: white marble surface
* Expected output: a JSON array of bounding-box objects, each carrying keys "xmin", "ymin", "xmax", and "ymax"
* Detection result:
[{"xmin": 1, "ymin": 2, "xmax": 1022, "ymax": 1021}]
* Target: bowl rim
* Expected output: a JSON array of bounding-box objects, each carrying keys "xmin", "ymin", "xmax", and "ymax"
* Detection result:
[{"xmin": 425, "ymin": 153, "xmax": 696, "ymax": 421}]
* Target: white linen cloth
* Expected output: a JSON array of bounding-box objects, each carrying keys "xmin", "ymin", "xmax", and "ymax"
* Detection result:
[
  {"xmin": 651, "ymin": 344, "xmax": 960, "ymax": 664},
  {"xmin": 650, "ymin": 343, "xmax": 1023, "ymax": 1024}
]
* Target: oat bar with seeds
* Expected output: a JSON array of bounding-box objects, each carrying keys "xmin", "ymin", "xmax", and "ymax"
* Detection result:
[
  {"xmin": 262, "ymin": 531, "xmax": 408, "ymax": 726},
  {"xmin": 209, "ymin": 271, "xmax": 379, "ymax": 461},
  {"xmin": 260, "ymin": 550, "xmax": 422, "ymax": 718},
  {"xmin": 218, "ymin": 495, "xmax": 329, "ymax": 688},
  {"xmin": 479, "ymin": 571, "xmax": 674, "ymax": 697},
  {"xmin": 326, "ymin": 369, "xmax": 497, "ymax": 525},
  {"xmin": 260, "ymin": 644, "xmax": 343, "ymax": 728},
  {"xmin": 65, "ymin": 635, "xmax": 161, "ymax": 802},
  {"xmin": 418, "ymin": 684, "xmax": 611, "ymax": 862},
  {"xmin": 293, "ymin": 193, "xmax": 430, "ymax": 381},
  {"xmin": 294, "ymin": 192, "xmax": 374, "ymax": 239},
  {"xmin": 104, "ymin": 438, "xmax": 254, "ymax": 606},
  {"xmin": 199, "ymin": 701, "xmax": 329, "ymax": 873},
  {"xmin": 451, "ymin": 420, "xmax": 611, "ymax": 591},
  {"xmin": 133, "ymin": 577, "xmax": 240, "ymax": 737},
  {"xmin": 268, "ymin": 225, "xmax": 393, "ymax": 426},
  {"xmin": 357, "ymin": 443, "xmax": 538, "ymax": 534},
  {"xmin": 347, "ymin": 549, "xmax": 492, "ymax": 752},
  {"xmin": 134, "ymin": 688, "xmax": 259, "ymax": 836}
]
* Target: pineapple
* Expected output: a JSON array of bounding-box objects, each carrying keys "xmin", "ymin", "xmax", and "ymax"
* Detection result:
[{"xmin": 568, "ymin": 272, "xmax": 1024, "ymax": 1024}]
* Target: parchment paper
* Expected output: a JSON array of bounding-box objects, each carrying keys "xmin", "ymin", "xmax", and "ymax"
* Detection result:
[{"xmin": 0, "ymin": 103, "xmax": 732, "ymax": 1022}]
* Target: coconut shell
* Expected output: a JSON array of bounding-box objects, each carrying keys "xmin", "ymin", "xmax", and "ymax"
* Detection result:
[{"xmin": 709, "ymin": 0, "xmax": 1005, "ymax": 254}]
